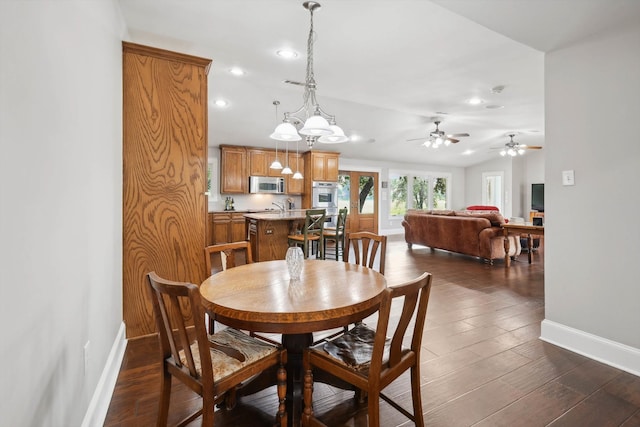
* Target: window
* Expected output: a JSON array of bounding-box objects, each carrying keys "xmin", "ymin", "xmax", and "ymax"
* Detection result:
[
  {"xmin": 390, "ymin": 175, "xmax": 407, "ymax": 216},
  {"xmin": 389, "ymin": 171, "xmax": 451, "ymax": 216}
]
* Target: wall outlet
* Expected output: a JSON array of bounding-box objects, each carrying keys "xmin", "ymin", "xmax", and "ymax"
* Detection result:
[{"xmin": 84, "ymin": 341, "xmax": 91, "ymax": 376}]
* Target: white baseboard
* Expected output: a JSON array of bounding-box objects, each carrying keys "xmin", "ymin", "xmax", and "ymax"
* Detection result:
[
  {"xmin": 81, "ymin": 322, "xmax": 127, "ymax": 427},
  {"xmin": 540, "ymin": 319, "xmax": 640, "ymax": 376}
]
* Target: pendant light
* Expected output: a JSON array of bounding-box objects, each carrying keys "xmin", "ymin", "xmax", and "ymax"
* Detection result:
[
  {"xmin": 281, "ymin": 138, "xmax": 293, "ymax": 175},
  {"xmin": 269, "ymin": 101, "xmax": 283, "ymax": 169},
  {"xmin": 292, "ymin": 138, "xmax": 304, "ymax": 180}
]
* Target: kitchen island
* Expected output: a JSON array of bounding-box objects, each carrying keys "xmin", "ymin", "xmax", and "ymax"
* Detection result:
[{"xmin": 244, "ymin": 211, "xmax": 310, "ymax": 262}]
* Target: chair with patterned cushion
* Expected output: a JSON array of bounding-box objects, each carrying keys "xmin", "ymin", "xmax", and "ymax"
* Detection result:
[
  {"xmin": 323, "ymin": 208, "xmax": 347, "ymax": 261},
  {"xmin": 204, "ymin": 241, "xmax": 253, "ymax": 334},
  {"xmin": 146, "ymin": 272, "xmax": 287, "ymax": 427},
  {"xmin": 344, "ymin": 231, "xmax": 387, "ymax": 275},
  {"xmin": 288, "ymin": 209, "xmax": 326, "ymax": 259},
  {"xmin": 302, "ymin": 272, "xmax": 432, "ymax": 427}
]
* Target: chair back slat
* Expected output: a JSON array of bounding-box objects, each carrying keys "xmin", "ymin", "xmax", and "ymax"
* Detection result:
[{"xmin": 344, "ymin": 231, "xmax": 387, "ymax": 275}]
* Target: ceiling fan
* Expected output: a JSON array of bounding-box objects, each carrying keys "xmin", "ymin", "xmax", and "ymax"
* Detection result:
[
  {"xmin": 493, "ymin": 134, "xmax": 542, "ymax": 156},
  {"xmin": 407, "ymin": 120, "xmax": 470, "ymax": 148}
]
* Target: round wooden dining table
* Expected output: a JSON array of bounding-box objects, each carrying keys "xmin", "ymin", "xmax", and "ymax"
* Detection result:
[
  {"xmin": 200, "ymin": 259, "xmax": 387, "ymax": 334},
  {"xmin": 199, "ymin": 259, "xmax": 387, "ymax": 426}
]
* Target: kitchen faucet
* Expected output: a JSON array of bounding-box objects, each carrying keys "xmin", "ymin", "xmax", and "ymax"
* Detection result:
[{"xmin": 272, "ymin": 202, "xmax": 285, "ymax": 212}]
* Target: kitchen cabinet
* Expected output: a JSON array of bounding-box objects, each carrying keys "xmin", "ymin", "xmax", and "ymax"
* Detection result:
[
  {"xmin": 286, "ymin": 152, "xmax": 304, "ymax": 195},
  {"xmin": 301, "ymin": 150, "xmax": 339, "ymax": 208},
  {"xmin": 248, "ymin": 148, "xmax": 287, "ymax": 178},
  {"xmin": 248, "ymin": 149, "xmax": 269, "ymax": 177},
  {"xmin": 220, "ymin": 145, "xmax": 247, "ymax": 193},
  {"xmin": 223, "ymin": 145, "xmax": 335, "ymax": 197},
  {"xmin": 210, "ymin": 212, "xmax": 248, "ymax": 244},
  {"xmin": 304, "ymin": 150, "xmax": 339, "ymax": 182},
  {"xmin": 123, "ymin": 42, "xmax": 211, "ymax": 338}
]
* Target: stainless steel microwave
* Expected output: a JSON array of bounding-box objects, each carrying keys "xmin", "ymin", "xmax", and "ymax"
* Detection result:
[{"xmin": 249, "ymin": 176, "xmax": 285, "ymax": 194}]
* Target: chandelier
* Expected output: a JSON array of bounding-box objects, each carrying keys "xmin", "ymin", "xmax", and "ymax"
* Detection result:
[{"xmin": 270, "ymin": 1, "xmax": 348, "ymax": 148}]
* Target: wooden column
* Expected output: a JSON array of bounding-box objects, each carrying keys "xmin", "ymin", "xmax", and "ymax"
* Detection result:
[{"xmin": 123, "ymin": 42, "xmax": 211, "ymax": 338}]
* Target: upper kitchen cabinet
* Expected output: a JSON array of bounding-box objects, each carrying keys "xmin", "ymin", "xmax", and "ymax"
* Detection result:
[
  {"xmin": 248, "ymin": 148, "xmax": 283, "ymax": 178},
  {"xmin": 123, "ymin": 42, "xmax": 211, "ymax": 338},
  {"xmin": 304, "ymin": 150, "xmax": 339, "ymax": 182},
  {"xmin": 286, "ymin": 152, "xmax": 304, "ymax": 195},
  {"xmin": 220, "ymin": 145, "xmax": 247, "ymax": 193}
]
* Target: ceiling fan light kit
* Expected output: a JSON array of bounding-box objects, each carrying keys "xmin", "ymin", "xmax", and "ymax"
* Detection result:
[
  {"xmin": 408, "ymin": 119, "xmax": 469, "ymax": 149},
  {"xmin": 270, "ymin": 1, "xmax": 348, "ymax": 148},
  {"xmin": 498, "ymin": 134, "xmax": 542, "ymax": 156}
]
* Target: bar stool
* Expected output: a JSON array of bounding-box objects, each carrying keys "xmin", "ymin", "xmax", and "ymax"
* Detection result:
[
  {"xmin": 323, "ymin": 207, "xmax": 347, "ymax": 261},
  {"xmin": 288, "ymin": 209, "xmax": 326, "ymax": 259}
]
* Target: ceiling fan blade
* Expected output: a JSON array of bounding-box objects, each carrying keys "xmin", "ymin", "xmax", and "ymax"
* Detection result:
[
  {"xmin": 525, "ymin": 146, "xmax": 543, "ymax": 150},
  {"xmin": 446, "ymin": 137, "xmax": 460, "ymax": 144},
  {"xmin": 406, "ymin": 137, "xmax": 427, "ymax": 142},
  {"xmin": 448, "ymin": 133, "xmax": 469, "ymax": 138}
]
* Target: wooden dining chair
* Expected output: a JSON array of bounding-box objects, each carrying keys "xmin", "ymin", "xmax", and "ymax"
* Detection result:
[
  {"xmin": 203, "ymin": 242, "xmax": 278, "ymax": 344},
  {"xmin": 302, "ymin": 272, "xmax": 432, "ymax": 427},
  {"xmin": 204, "ymin": 240, "xmax": 253, "ymax": 276},
  {"xmin": 323, "ymin": 208, "xmax": 348, "ymax": 261},
  {"xmin": 146, "ymin": 272, "xmax": 287, "ymax": 427},
  {"xmin": 313, "ymin": 231, "xmax": 389, "ymax": 344},
  {"xmin": 288, "ymin": 209, "xmax": 326, "ymax": 259},
  {"xmin": 343, "ymin": 231, "xmax": 387, "ymax": 275},
  {"xmin": 204, "ymin": 241, "xmax": 253, "ymax": 335}
]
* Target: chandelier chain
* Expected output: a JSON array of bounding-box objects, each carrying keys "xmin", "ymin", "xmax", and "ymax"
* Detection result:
[{"xmin": 305, "ymin": 7, "xmax": 316, "ymax": 114}]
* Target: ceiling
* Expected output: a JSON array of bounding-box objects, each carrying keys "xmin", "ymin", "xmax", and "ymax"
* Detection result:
[{"xmin": 118, "ymin": 0, "xmax": 640, "ymax": 168}]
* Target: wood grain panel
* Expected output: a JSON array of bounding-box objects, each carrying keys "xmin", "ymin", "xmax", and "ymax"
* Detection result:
[{"xmin": 123, "ymin": 42, "xmax": 211, "ymax": 338}]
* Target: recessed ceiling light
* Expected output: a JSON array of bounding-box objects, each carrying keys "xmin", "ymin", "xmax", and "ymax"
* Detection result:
[
  {"xmin": 276, "ymin": 49, "xmax": 298, "ymax": 59},
  {"xmin": 462, "ymin": 150, "xmax": 474, "ymax": 155},
  {"xmin": 214, "ymin": 99, "xmax": 228, "ymax": 108},
  {"xmin": 485, "ymin": 104, "xmax": 504, "ymax": 110},
  {"xmin": 467, "ymin": 97, "xmax": 484, "ymax": 105},
  {"xmin": 229, "ymin": 67, "xmax": 245, "ymax": 76}
]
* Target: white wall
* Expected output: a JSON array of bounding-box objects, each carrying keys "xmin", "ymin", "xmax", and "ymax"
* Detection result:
[
  {"xmin": 465, "ymin": 156, "xmax": 513, "ymax": 217},
  {"xmin": 542, "ymin": 23, "xmax": 640, "ymax": 373},
  {"xmin": 0, "ymin": 1, "xmax": 125, "ymax": 425},
  {"xmin": 465, "ymin": 151, "xmax": 545, "ymax": 219},
  {"xmin": 519, "ymin": 150, "xmax": 544, "ymax": 217}
]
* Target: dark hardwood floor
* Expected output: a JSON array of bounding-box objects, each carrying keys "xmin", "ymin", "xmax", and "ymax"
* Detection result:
[{"xmin": 104, "ymin": 235, "xmax": 640, "ymax": 426}]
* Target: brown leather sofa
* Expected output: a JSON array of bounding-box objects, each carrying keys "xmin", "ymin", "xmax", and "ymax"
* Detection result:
[{"xmin": 401, "ymin": 209, "xmax": 521, "ymax": 264}]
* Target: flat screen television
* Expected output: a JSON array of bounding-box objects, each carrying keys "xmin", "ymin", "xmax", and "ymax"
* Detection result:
[{"xmin": 531, "ymin": 183, "xmax": 544, "ymax": 212}]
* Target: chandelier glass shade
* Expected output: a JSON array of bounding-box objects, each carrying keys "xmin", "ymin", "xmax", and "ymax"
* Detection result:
[
  {"xmin": 270, "ymin": 1, "xmax": 347, "ymax": 148},
  {"xmin": 500, "ymin": 147, "xmax": 526, "ymax": 157}
]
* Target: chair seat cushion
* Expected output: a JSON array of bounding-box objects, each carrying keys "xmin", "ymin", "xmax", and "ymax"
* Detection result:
[
  {"xmin": 317, "ymin": 323, "xmax": 397, "ymax": 372},
  {"xmin": 179, "ymin": 328, "xmax": 278, "ymax": 380}
]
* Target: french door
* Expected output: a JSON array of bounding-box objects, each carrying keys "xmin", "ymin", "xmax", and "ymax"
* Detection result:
[{"xmin": 337, "ymin": 171, "xmax": 378, "ymax": 234}]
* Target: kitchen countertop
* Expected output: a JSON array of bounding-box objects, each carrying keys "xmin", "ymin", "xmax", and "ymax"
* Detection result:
[
  {"xmin": 243, "ymin": 210, "xmax": 309, "ymax": 221},
  {"xmin": 208, "ymin": 209, "xmax": 281, "ymax": 214}
]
